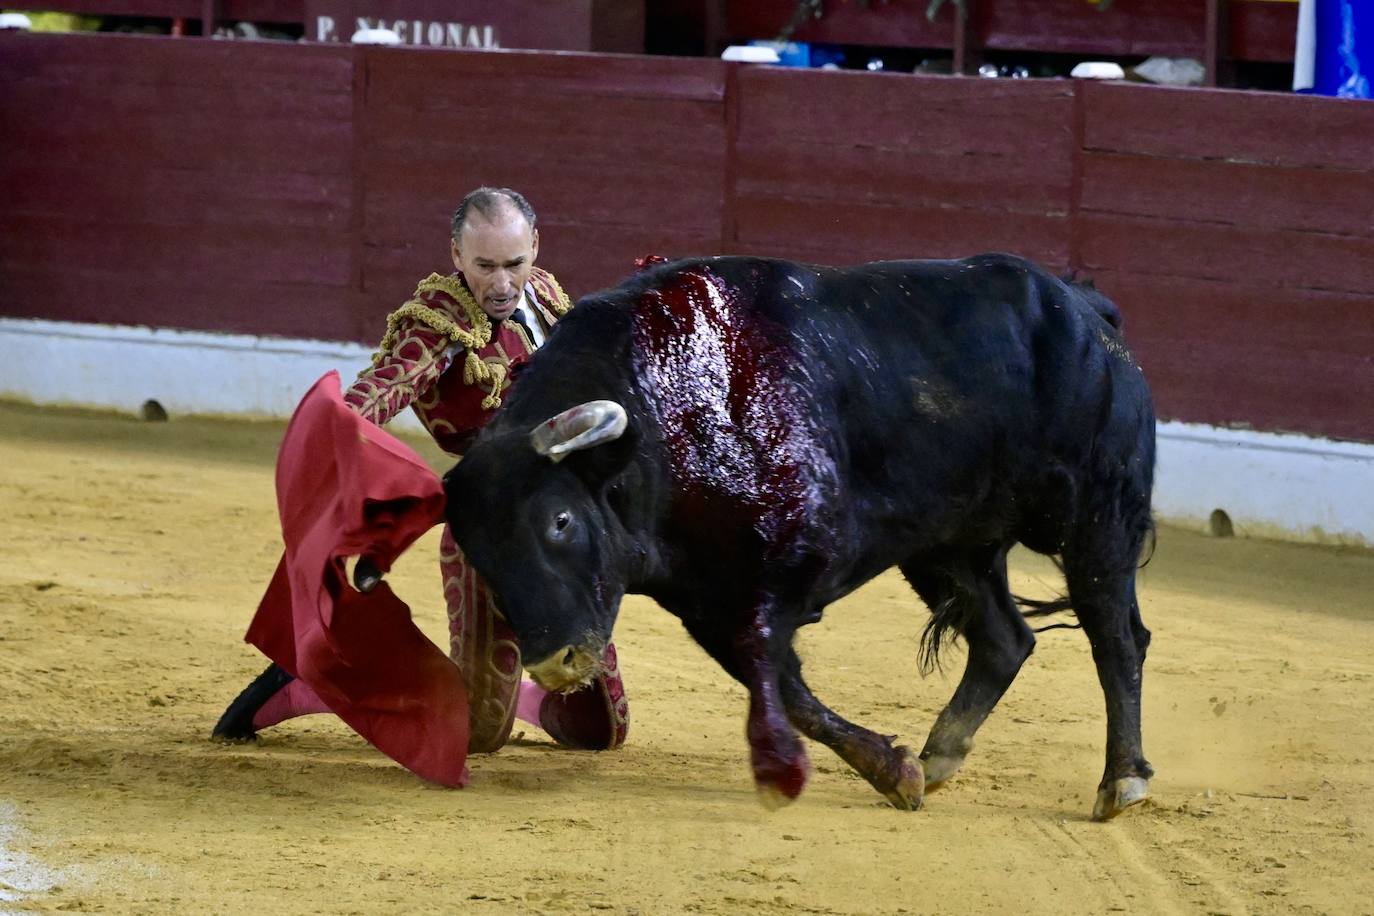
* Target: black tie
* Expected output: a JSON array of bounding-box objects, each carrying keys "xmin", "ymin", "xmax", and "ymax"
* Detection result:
[{"xmin": 509, "ymin": 308, "xmax": 536, "ymax": 345}]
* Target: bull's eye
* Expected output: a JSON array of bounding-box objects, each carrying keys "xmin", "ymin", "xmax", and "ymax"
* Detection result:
[{"xmin": 547, "ymin": 510, "xmax": 573, "ymax": 543}]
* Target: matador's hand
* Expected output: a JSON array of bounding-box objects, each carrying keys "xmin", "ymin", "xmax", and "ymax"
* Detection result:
[{"xmin": 350, "ymin": 556, "xmax": 384, "ymax": 593}]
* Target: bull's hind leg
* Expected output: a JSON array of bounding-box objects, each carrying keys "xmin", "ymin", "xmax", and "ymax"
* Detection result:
[
  {"xmin": 778, "ymin": 649, "xmax": 924, "ymax": 810},
  {"xmin": 900, "ymin": 548, "xmax": 1035, "ymax": 790},
  {"xmin": 1061, "ymin": 551, "xmax": 1153, "ymax": 820}
]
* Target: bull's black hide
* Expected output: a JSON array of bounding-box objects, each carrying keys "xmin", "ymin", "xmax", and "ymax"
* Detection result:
[{"xmin": 446, "ymin": 254, "xmax": 1155, "ymax": 819}]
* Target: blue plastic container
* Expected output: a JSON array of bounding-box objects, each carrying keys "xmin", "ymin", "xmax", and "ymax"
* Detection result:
[{"xmin": 1314, "ymin": 0, "xmax": 1373, "ymax": 98}]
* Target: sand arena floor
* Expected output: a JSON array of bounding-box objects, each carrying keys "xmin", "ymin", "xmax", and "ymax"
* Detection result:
[{"xmin": 0, "ymin": 400, "xmax": 1371, "ymax": 914}]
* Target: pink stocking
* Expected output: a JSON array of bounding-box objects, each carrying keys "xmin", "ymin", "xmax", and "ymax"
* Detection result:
[{"xmin": 250, "ymin": 678, "xmax": 332, "ymax": 730}]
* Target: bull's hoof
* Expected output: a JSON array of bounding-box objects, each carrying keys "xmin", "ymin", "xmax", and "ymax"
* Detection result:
[
  {"xmin": 1092, "ymin": 776, "xmax": 1150, "ymax": 821},
  {"xmin": 881, "ymin": 746, "xmax": 925, "ymax": 811},
  {"xmin": 752, "ymin": 748, "xmax": 810, "ymax": 811},
  {"xmin": 919, "ymin": 753, "xmax": 965, "ymax": 792},
  {"xmin": 756, "ymin": 783, "xmax": 798, "ymax": 811}
]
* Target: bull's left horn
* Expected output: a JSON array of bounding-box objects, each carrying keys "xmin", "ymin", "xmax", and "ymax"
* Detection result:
[{"xmin": 530, "ymin": 400, "xmax": 628, "ymax": 462}]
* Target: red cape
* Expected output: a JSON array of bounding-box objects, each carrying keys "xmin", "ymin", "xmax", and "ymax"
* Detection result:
[{"xmin": 244, "ymin": 372, "xmax": 469, "ymax": 786}]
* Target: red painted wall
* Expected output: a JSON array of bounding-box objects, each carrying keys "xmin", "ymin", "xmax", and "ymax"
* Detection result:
[{"xmin": 1, "ymin": 32, "xmax": 1370, "ymax": 441}]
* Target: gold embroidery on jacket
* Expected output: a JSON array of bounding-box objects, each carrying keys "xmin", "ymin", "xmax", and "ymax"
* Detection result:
[{"xmin": 374, "ymin": 269, "xmax": 571, "ymax": 411}]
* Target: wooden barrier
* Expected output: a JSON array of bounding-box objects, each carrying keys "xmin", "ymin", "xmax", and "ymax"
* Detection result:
[
  {"xmin": 0, "ymin": 35, "xmax": 358, "ymax": 339},
  {"xmin": 1076, "ymin": 81, "xmax": 1374, "ymax": 442},
  {"xmin": 1, "ymin": 31, "xmax": 1370, "ymax": 442},
  {"xmin": 729, "ymin": 67, "xmax": 1074, "ymax": 268},
  {"xmin": 357, "ymin": 48, "xmax": 728, "ymax": 320}
]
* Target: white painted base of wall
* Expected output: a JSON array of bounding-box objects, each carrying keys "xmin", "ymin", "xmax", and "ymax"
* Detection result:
[
  {"xmin": 1153, "ymin": 422, "xmax": 1372, "ymax": 547},
  {"xmin": 0, "ymin": 317, "xmax": 422, "ymax": 433},
  {"xmin": 3, "ymin": 318, "xmax": 1371, "ymax": 546}
]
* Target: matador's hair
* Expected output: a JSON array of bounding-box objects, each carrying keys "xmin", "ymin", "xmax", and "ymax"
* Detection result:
[{"xmin": 450, "ymin": 187, "xmax": 537, "ymax": 239}]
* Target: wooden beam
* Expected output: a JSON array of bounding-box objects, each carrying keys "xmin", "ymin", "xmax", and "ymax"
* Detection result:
[
  {"xmin": 952, "ymin": 0, "xmax": 978, "ymax": 76},
  {"xmin": 704, "ymin": 0, "xmax": 728, "ymax": 58},
  {"xmin": 1204, "ymin": 0, "xmax": 1224, "ymax": 87}
]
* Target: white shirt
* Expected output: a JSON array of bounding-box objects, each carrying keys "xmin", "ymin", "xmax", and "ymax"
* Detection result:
[{"xmin": 511, "ymin": 284, "xmax": 546, "ymax": 348}]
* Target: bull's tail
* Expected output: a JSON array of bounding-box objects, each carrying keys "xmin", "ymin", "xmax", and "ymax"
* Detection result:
[
  {"xmin": 914, "ymin": 526, "xmax": 1156, "ymax": 670},
  {"xmin": 1013, "ymin": 524, "xmax": 1156, "ymax": 634},
  {"xmin": 917, "ymin": 586, "xmax": 1080, "ymax": 674},
  {"xmin": 1016, "ymin": 593, "xmax": 1080, "ymax": 632}
]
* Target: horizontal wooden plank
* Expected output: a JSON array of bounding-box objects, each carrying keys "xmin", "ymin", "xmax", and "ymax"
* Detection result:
[
  {"xmin": 363, "ymin": 46, "xmax": 727, "ymax": 104},
  {"xmin": 0, "ymin": 163, "xmax": 351, "ymax": 231},
  {"xmin": 733, "ymin": 196, "xmax": 1070, "ymax": 268},
  {"xmin": 361, "ymin": 97, "xmax": 724, "ymax": 164},
  {"xmin": 1081, "ymin": 152, "xmax": 1374, "ymax": 239},
  {"xmin": 736, "ymin": 140, "xmax": 1069, "ymax": 214},
  {"xmin": 1079, "ymin": 212, "xmax": 1374, "ymax": 295},
  {"xmin": 0, "ymin": 110, "xmax": 353, "ymax": 176},
  {"xmin": 1098, "ymin": 270, "xmax": 1374, "ymax": 441},
  {"xmin": 0, "ymin": 215, "xmax": 353, "ymax": 287},
  {"xmin": 0, "ymin": 32, "xmax": 353, "ymax": 92},
  {"xmin": 1082, "ymin": 81, "xmax": 1374, "ymax": 171},
  {"xmin": 361, "ymin": 223, "xmax": 722, "ymax": 306},
  {"xmin": 363, "ymin": 177, "xmax": 724, "ymax": 240},
  {"xmin": 723, "ymin": 240, "xmax": 1073, "ymax": 279},
  {"xmin": 1, "ymin": 76, "xmax": 352, "ymax": 123},
  {"xmin": 737, "ymin": 69, "xmax": 1074, "ymax": 160},
  {"xmin": 0, "ymin": 266, "xmax": 364, "ymax": 342}
]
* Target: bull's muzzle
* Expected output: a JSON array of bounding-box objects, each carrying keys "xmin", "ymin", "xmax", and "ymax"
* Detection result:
[{"xmin": 524, "ymin": 645, "xmax": 601, "ymax": 693}]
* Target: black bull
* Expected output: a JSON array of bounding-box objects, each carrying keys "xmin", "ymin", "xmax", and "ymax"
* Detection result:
[{"xmin": 446, "ymin": 254, "xmax": 1155, "ymax": 819}]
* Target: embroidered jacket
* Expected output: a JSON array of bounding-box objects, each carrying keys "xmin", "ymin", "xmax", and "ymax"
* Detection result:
[{"xmin": 344, "ymin": 268, "xmax": 572, "ymax": 456}]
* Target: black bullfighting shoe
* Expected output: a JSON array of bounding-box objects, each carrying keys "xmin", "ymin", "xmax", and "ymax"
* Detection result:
[{"xmin": 210, "ymin": 662, "xmax": 294, "ymax": 740}]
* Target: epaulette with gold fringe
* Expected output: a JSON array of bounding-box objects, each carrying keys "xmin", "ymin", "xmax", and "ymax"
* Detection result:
[
  {"xmin": 373, "ymin": 273, "xmax": 511, "ymax": 409},
  {"xmin": 529, "ymin": 266, "xmax": 573, "ymax": 316}
]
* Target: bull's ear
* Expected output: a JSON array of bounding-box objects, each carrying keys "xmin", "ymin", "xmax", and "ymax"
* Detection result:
[
  {"xmin": 530, "ymin": 400, "xmax": 628, "ymax": 462},
  {"xmin": 603, "ymin": 457, "xmax": 646, "ymax": 518},
  {"xmin": 565, "ymin": 412, "xmax": 641, "ymax": 488}
]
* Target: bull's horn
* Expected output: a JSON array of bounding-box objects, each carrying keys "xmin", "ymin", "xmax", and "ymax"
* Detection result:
[{"xmin": 530, "ymin": 400, "xmax": 628, "ymax": 462}]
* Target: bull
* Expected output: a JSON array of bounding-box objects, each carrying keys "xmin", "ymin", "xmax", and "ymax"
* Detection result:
[{"xmin": 444, "ymin": 254, "xmax": 1155, "ymax": 819}]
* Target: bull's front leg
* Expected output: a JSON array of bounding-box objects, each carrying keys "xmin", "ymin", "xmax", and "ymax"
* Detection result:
[
  {"xmin": 778, "ymin": 649, "xmax": 924, "ymax": 811},
  {"xmin": 684, "ymin": 607, "xmax": 811, "ymax": 809}
]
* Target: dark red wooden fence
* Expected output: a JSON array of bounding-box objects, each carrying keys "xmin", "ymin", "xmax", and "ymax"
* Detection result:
[
  {"xmin": 0, "ymin": 35, "xmax": 357, "ymax": 339},
  {"xmin": 1, "ymin": 32, "xmax": 1370, "ymax": 441},
  {"xmin": 728, "ymin": 67, "xmax": 1075, "ymax": 268},
  {"xmin": 358, "ymin": 48, "xmax": 728, "ymax": 319},
  {"xmin": 1075, "ymin": 81, "xmax": 1374, "ymax": 443}
]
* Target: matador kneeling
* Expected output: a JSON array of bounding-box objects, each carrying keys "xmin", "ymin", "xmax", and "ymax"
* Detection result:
[{"xmin": 213, "ymin": 187, "xmax": 629, "ymax": 753}]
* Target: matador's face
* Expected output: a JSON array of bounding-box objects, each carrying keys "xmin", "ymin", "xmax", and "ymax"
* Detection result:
[{"xmin": 450, "ymin": 208, "xmax": 540, "ymax": 322}]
